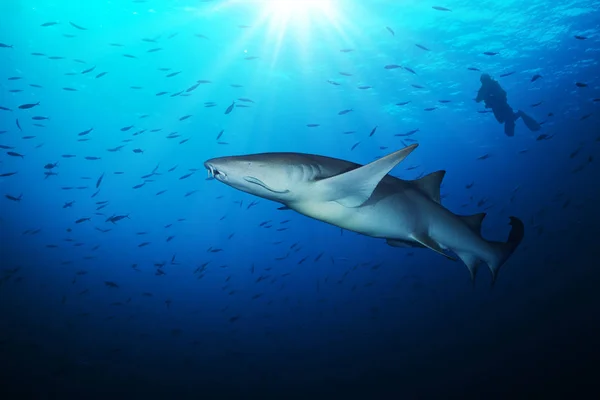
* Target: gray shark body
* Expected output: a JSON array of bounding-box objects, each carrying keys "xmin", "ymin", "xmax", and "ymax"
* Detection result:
[{"xmin": 205, "ymin": 144, "xmax": 524, "ymax": 283}]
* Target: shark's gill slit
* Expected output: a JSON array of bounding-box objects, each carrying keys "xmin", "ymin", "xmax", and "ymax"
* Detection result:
[{"xmin": 243, "ymin": 176, "xmax": 289, "ymax": 194}]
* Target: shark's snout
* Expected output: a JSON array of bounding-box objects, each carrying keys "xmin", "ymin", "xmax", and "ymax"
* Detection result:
[{"xmin": 204, "ymin": 160, "xmax": 227, "ymax": 181}]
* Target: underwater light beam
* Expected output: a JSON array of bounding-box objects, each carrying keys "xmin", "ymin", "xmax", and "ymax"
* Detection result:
[{"xmin": 259, "ymin": 0, "xmax": 339, "ymax": 27}]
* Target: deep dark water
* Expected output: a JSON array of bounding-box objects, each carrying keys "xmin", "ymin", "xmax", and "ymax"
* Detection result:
[{"xmin": 2, "ymin": 0, "xmax": 600, "ymax": 398}]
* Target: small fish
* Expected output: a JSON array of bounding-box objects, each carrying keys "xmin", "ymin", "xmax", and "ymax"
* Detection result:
[
  {"xmin": 415, "ymin": 44, "xmax": 430, "ymax": 51},
  {"xmin": 132, "ymin": 148, "xmax": 144, "ymax": 154},
  {"xmin": 95, "ymin": 72, "xmax": 107, "ymax": 78},
  {"xmin": 81, "ymin": 65, "xmax": 96, "ymax": 74},
  {"xmin": 306, "ymin": 124, "xmax": 320, "ymax": 128},
  {"xmin": 574, "ymin": 35, "xmax": 587, "ymax": 40},
  {"xmin": 432, "ymin": 6, "xmax": 451, "ymax": 11},
  {"xmin": 483, "ymin": 51, "xmax": 499, "ymax": 56},
  {"xmin": 7, "ymin": 151, "xmax": 24, "ymax": 158},
  {"xmin": 84, "ymin": 156, "xmax": 101, "ymax": 160},
  {"xmin": 69, "ymin": 22, "xmax": 87, "ymax": 30},
  {"xmin": 166, "ymin": 71, "xmax": 181, "ymax": 78},
  {"xmin": 369, "ymin": 126, "xmax": 377, "ymax": 137},
  {"xmin": 424, "ymin": 107, "xmax": 437, "ymax": 111},
  {"xmin": 351, "ymin": 142, "xmax": 360, "ymax": 151},
  {"xmin": 575, "ymin": 82, "xmax": 587, "ymax": 88},
  {"xmin": 18, "ymin": 102, "xmax": 40, "ymax": 109},
  {"xmin": 41, "ymin": 22, "xmax": 59, "ymax": 27},
  {"xmin": 96, "ymin": 173, "xmax": 104, "ymax": 189},
  {"xmin": 5, "ymin": 194, "xmax": 22, "ymax": 201},
  {"xmin": 531, "ymin": 74, "xmax": 542, "ymax": 82},
  {"xmin": 384, "ymin": 64, "xmax": 402, "ymax": 70},
  {"xmin": 396, "ymin": 101, "xmax": 411, "ymax": 106},
  {"xmin": 0, "ymin": 43, "xmax": 13, "ymax": 48},
  {"xmin": 224, "ymin": 101, "xmax": 235, "ymax": 114},
  {"xmin": 499, "ymin": 71, "xmax": 516, "ymax": 77},
  {"xmin": 468, "ymin": 67, "xmax": 480, "ymax": 71},
  {"xmin": 78, "ymin": 127, "xmax": 93, "ymax": 136},
  {"xmin": 395, "ymin": 128, "xmax": 419, "ymax": 137},
  {"xmin": 386, "ymin": 26, "xmax": 394, "ymax": 36},
  {"xmin": 338, "ymin": 109, "xmax": 353, "ymax": 115},
  {"xmin": 75, "ymin": 217, "xmax": 90, "ymax": 224}
]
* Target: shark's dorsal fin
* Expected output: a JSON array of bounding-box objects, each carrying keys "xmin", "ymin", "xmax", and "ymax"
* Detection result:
[
  {"xmin": 410, "ymin": 233, "xmax": 457, "ymax": 261},
  {"xmin": 314, "ymin": 144, "xmax": 418, "ymax": 208},
  {"xmin": 459, "ymin": 213, "xmax": 486, "ymax": 235},
  {"xmin": 413, "ymin": 170, "xmax": 445, "ymax": 204}
]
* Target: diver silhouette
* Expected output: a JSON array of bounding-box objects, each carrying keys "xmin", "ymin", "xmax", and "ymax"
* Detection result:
[{"xmin": 475, "ymin": 73, "xmax": 541, "ymax": 136}]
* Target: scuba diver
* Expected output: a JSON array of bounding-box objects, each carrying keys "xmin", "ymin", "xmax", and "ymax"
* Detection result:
[{"xmin": 475, "ymin": 73, "xmax": 541, "ymax": 136}]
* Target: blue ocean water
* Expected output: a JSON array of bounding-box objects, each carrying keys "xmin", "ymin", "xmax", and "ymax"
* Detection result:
[{"xmin": 1, "ymin": 0, "xmax": 599, "ymax": 398}]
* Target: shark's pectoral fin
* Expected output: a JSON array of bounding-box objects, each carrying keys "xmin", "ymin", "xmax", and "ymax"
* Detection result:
[
  {"xmin": 386, "ymin": 238, "xmax": 425, "ymax": 248},
  {"xmin": 314, "ymin": 144, "xmax": 419, "ymax": 208},
  {"xmin": 455, "ymin": 251, "xmax": 481, "ymax": 283},
  {"xmin": 243, "ymin": 176, "xmax": 289, "ymax": 194},
  {"xmin": 410, "ymin": 233, "xmax": 457, "ymax": 261},
  {"xmin": 413, "ymin": 170, "xmax": 445, "ymax": 204}
]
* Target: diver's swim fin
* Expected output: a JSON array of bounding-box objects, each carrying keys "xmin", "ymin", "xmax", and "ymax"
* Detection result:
[
  {"xmin": 504, "ymin": 118, "xmax": 515, "ymax": 137},
  {"xmin": 518, "ymin": 110, "xmax": 541, "ymax": 131}
]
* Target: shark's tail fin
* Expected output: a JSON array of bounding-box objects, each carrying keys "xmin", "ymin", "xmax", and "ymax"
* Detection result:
[{"xmin": 484, "ymin": 216, "xmax": 524, "ymax": 285}]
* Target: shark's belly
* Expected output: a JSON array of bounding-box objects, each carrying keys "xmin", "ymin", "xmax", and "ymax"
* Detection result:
[{"xmin": 290, "ymin": 195, "xmax": 417, "ymax": 239}]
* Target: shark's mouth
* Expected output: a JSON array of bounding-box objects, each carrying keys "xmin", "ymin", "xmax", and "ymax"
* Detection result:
[{"xmin": 206, "ymin": 165, "xmax": 226, "ymax": 180}]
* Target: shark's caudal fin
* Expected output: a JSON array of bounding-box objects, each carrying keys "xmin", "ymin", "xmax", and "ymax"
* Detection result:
[
  {"xmin": 455, "ymin": 216, "xmax": 525, "ymax": 285},
  {"xmin": 314, "ymin": 144, "xmax": 418, "ymax": 208}
]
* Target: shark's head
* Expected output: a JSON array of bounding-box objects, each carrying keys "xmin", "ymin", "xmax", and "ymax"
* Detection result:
[{"xmin": 204, "ymin": 153, "xmax": 314, "ymax": 202}]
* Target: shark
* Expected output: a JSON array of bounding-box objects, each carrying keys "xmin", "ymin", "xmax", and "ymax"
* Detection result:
[{"xmin": 204, "ymin": 144, "xmax": 524, "ymax": 284}]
